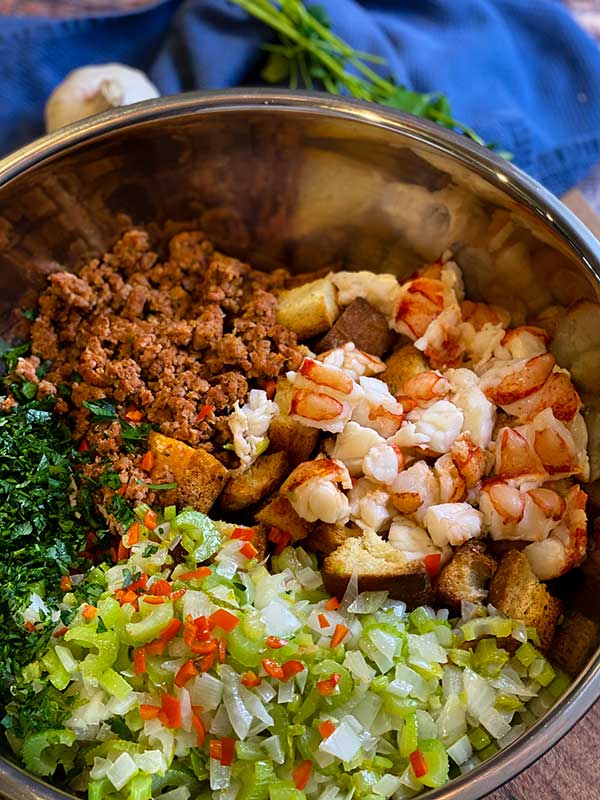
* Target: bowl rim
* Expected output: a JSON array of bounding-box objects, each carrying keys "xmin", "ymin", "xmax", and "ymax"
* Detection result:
[{"xmin": 0, "ymin": 88, "xmax": 599, "ymax": 800}]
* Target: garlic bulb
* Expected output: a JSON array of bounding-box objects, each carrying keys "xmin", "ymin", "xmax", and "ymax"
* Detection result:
[{"xmin": 45, "ymin": 63, "xmax": 160, "ymax": 132}]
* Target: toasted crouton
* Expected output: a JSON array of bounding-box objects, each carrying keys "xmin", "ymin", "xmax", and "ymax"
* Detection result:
[
  {"xmin": 268, "ymin": 376, "xmax": 320, "ymax": 466},
  {"xmin": 380, "ymin": 344, "xmax": 429, "ymax": 396},
  {"xmin": 149, "ymin": 431, "xmax": 228, "ymax": 513},
  {"xmin": 549, "ymin": 609, "xmax": 599, "ymax": 677},
  {"xmin": 276, "ymin": 277, "xmax": 339, "ymax": 341},
  {"xmin": 315, "ymin": 298, "xmax": 393, "ymax": 357},
  {"xmin": 219, "ymin": 452, "xmax": 288, "ymax": 512},
  {"xmin": 255, "ymin": 495, "xmax": 312, "ymax": 542},
  {"xmin": 305, "ymin": 522, "xmax": 361, "ymax": 556},
  {"xmin": 322, "ymin": 528, "xmax": 433, "ymax": 607},
  {"xmin": 436, "ymin": 540, "xmax": 497, "ymax": 608},
  {"xmin": 488, "ymin": 550, "xmax": 562, "ymax": 652}
]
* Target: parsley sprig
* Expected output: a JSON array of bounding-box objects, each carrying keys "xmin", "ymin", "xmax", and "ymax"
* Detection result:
[{"xmin": 231, "ymin": 0, "xmax": 509, "ymax": 155}]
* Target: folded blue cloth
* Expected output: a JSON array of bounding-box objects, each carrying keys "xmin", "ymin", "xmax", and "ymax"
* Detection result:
[{"xmin": 1, "ymin": 0, "xmax": 600, "ymax": 196}]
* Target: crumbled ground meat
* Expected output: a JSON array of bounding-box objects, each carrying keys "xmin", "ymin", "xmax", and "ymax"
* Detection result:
[{"xmin": 17, "ymin": 228, "xmax": 303, "ymax": 521}]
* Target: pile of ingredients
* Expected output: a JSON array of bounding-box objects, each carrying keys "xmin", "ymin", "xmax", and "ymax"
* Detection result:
[{"xmin": 0, "ymin": 228, "xmax": 597, "ymax": 800}]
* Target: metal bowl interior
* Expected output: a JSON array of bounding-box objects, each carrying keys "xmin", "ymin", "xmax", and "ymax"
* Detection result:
[{"xmin": 0, "ymin": 89, "xmax": 599, "ymax": 800}]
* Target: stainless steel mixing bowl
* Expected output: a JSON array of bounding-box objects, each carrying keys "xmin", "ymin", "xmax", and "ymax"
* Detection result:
[{"xmin": 0, "ymin": 89, "xmax": 599, "ymax": 800}]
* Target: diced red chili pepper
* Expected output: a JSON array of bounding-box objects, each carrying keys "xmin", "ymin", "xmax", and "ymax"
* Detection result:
[
  {"xmin": 281, "ymin": 660, "xmax": 305, "ymax": 680},
  {"xmin": 240, "ymin": 541, "xmax": 258, "ymax": 560},
  {"xmin": 149, "ymin": 579, "xmax": 172, "ymax": 596},
  {"xmin": 127, "ymin": 521, "xmax": 140, "ymax": 546},
  {"xmin": 292, "ymin": 760, "xmax": 312, "ymax": 790},
  {"xmin": 78, "ymin": 438, "xmax": 90, "ymax": 452},
  {"xmin": 129, "ymin": 572, "xmax": 148, "ymax": 592},
  {"xmin": 118, "ymin": 589, "xmax": 138, "ymax": 607},
  {"xmin": 125, "ymin": 408, "xmax": 143, "ymax": 422},
  {"xmin": 144, "ymin": 509, "xmax": 157, "ymax": 531},
  {"xmin": 209, "ymin": 609, "xmax": 240, "ymax": 632},
  {"xmin": 330, "ymin": 623, "xmax": 349, "ymax": 648},
  {"xmin": 196, "ymin": 404, "xmax": 214, "ymax": 423},
  {"xmin": 133, "ymin": 647, "xmax": 147, "ymax": 676},
  {"xmin": 193, "ymin": 615, "xmax": 212, "ymax": 641},
  {"xmin": 423, "ymin": 553, "xmax": 442, "ymax": 578},
  {"xmin": 140, "ymin": 450, "xmax": 155, "ymax": 472},
  {"xmin": 178, "ymin": 567, "xmax": 211, "ymax": 581},
  {"xmin": 317, "ymin": 613, "xmax": 330, "ymax": 629},
  {"xmin": 60, "ymin": 576, "xmax": 72, "ymax": 592},
  {"xmin": 175, "ymin": 659, "xmax": 199, "ymax": 687},
  {"xmin": 231, "ymin": 527, "xmax": 256, "ymax": 541},
  {"xmin": 267, "ymin": 527, "xmax": 291, "ymax": 555},
  {"xmin": 209, "ymin": 740, "xmax": 222, "ymax": 761},
  {"xmin": 144, "ymin": 595, "xmax": 165, "ymax": 605},
  {"xmin": 117, "ymin": 539, "xmax": 130, "ymax": 562},
  {"xmin": 184, "ymin": 621, "xmax": 199, "ymax": 649},
  {"xmin": 192, "ymin": 713, "xmax": 206, "ymax": 747},
  {"xmin": 266, "ymin": 636, "xmax": 287, "ymax": 649},
  {"xmin": 158, "ymin": 618, "xmax": 182, "ymax": 642},
  {"xmin": 217, "ymin": 637, "xmax": 227, "ymax": 664},
  {"xmin": 23, "ymin": 621, "xmax": 35, "ymax": 632},
  {"xmin": 220, "ymin": 738, "xmax": 235, "ymax": 767},
  {"xmin": 189, "ymin": 640, "xmax": 217, "ymax": 656},
  {"xmin": 410, "ymin": 749, "xmax": 428, "ymax": 779},
  {"xmin": 146, "ymin": 639, "xmax": 167, "ymax": 656},
  {"xmin": 116, "ymin": 485, "xmax": 127, "ymax": 497},
  {"xmin": 139, "ymin": 704, "xmax": 160, "ymax": 720},
  {"xmin": 316, "ymin": 673, "xmax": 340, "ymax": 696},
  {"xmin": 53, "ymin": 626, "xmax": 68, "ymax": 638},
  {"xmin": 325, "ymin": 597, "xmax": 340, "ymax": 611},
  {"xmin": 318, "ymin": 720, "xmax": 336, "ymax": 739},
  {"xmin": 169, "ymin": 588, "xmax": 186, "ymax": 601},
  {"xmin": 241, "ymin": 671, "xmax": 261, "ymax": 688},
  {"xmin": 262, "ymin": 658, "xmax": 285, "ymax": 680},
  {"xmin": 161, "ymin": 693, "xmax": 182, "ymax": 729},
  {"xmin": 199, "ymin": 651, "xmax": 215, "ymax": 672}
]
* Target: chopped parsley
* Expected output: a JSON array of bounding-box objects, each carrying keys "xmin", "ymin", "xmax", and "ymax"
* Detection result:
[{"xmin": 82, "ymin": 399, "xmax": 117, "ymax": 421}]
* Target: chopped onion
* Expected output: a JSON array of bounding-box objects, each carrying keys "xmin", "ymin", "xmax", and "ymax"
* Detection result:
[
  {"xmin": 463, "ymin": 668, "xmax": 496, "ymax": 718},
  {"xmin": 340, "ymin": 570, "xmax": 359, "ymax": 611},
  {"xmin": 238, "ymin": 685, "xmax": 273, "ymax": 725},
  {"xmin": 416, "ymin": 709, "xmax": 437, "ymax": 740},
  {"xmin": 261, "ymin": 601, "xmax": 301, "ymax": 637},
  {"xmin": 209, "ymin": 759, "xmax": 231, "ymax": 791},
  {"xmin": 442, "ymin": 665, "xmax": 463, "ymax": 698},
  {"xmin": 262, "ymin": 734, "xmax": 285, "ymax": 764},
  {"xmin": 381, "ymin": 598, "xmax": 407, "ymax": 618},
  {"xmin": 183, "ymin": 590, "xmax": 215, "ymax": 622},
  {"xmin": 319, "ymin": 719, "xmax": 363, "ymax": 762},
  {"xmin": 479, "ymin": 706, "xmax": 512, "ymax": 739},
  {"xmin": 447, "ymin": 734, "xmax": 473, "ymax": 765},
  {"xmin": 209, "ymin": 705, "xmax": 235, "ymax": 737},
  {"xmin": 407, "ymin": 632, "xmax": 447, "ymax": 663},
  {"xmin": 344, "ymin": 650, "xmax": 376, "ymax": 683},
  {"xmin": 347, "ymin": 591, "xmax": 388, "ymax": 614},
  {"xmin": 176, "ymin": 686, "xmax": 193, "ymax": 733},
  {"xmin": 90, "ymin": 757, "xmax": 111, "ymax": 780},
  {"xmin": 54, "ymin": 645, "xmax": 78, "ymax": 674},
  {"xmin": 254, "ymin": 680, "xmax": 276, "ymax": 703},
  {"xmin": 511, "ymin": 622, "xmax": 528, "ymax": 643},
  {"xmin": 369, "ymin": 628, "xmax": 398, "ymax": 663},
  {"xmin": 320, "ymin": 787, "xmax": 341, "ymax": 800},
  {"xmin": 436, "ymin": 694, "xmax": 466, "ymax": 745},
  {"xmin": 157, "ymin": 787, "xmax": 191, "ymax": 800},
  {"xmin": 459, "ymin": 755, "xmax": 481, "ymax": 774},
  {"xmin": 189, "ymin": 673, "xmax": 223, "ymax": 710},
  {"xmin": 296, "ymin": 566, "xmax": 323, "ymax": 590},
  {"xmin": 352, "ymin": 692, "xmax": 382, "ymax": 729},
  {"xmin": 373, "ymin": 774, "xmax": 402, "ymax": 798},
  {"xmin": 106, "ymin": 752, "xmax": 138, "ymax": 791},
  {"xmin": 497, "ymin": 723, "xmax": 526, "ymax": 749},
  {"xmin": 221, "ymin": 667, "xmax": 253, "ymax": 739},
  {"xmin": 277, "ymin": 680, "xmax": 295, "ymax": 704},
  {"xmin": 133, "ymin": 750, "xmax": 167, "ymax": 774}
]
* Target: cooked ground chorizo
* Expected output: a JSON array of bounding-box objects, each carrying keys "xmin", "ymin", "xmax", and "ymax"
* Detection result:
[{"xmin": 18, "ymin": 228, "xmax": 303, "ymax": 525}]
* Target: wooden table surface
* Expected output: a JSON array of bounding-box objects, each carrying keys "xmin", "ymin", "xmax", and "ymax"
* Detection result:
[{"xmin": 1, "ymin": 2, "xmax": 600, "ymax": 799}]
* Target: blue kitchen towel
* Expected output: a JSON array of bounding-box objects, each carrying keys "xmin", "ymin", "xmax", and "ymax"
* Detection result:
[{"xmin": 1, "ymin": 0, "xmax": 600, "ymax": 196}]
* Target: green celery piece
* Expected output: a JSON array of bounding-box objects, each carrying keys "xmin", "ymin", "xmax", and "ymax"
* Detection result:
[
  {"xmin": 548, "ymin": 671, "xmax": 570, "ymax": 699},
  {"xmin": 97, "ymin": 596, "xmax": 124, "ymax": 630},
  {"xmin": 227, "ymin": 625, "xmax": 263, "ymax": 667},
  {"xmin": 127, "ymin": 773, "xmax": 153, "ymax": 800},
  {"xmin": 353, "ymin": 769, "xmax": 379, "ymax": 794},
  {"xmin": 383, "ymin": 695, "xmax": 419, "ymax": 718},
  {"xmin": 468, "ymin": 726, "xmax": 491, "ymax": 752},
  {"xmin": 239, "ymin": 760, "xmax": 277, "ymax": 800},
  {"xmin": 151, "ymin": 765, "xmax": 202, "ymax": 793},
  {"xmin": 293, "ymin": 688, "xmax": 319, "ymax": 724},
  {"xmin": 64, "ymin": 625, "xmax": 119, "ymax": 680},
  {"xmin": 415, "ymin": 739, "xmax": 449, "ymax": 788},
  {"xmin": 311, "ymin": 659, "xmax": 353, "ymax": 706},
  {"xmin": 398, "ymin": 713, "xmax": 418, "ymax": 757},
  {"xmin": 189, "ymin": 750, "xmax": 209, "ymax": 781},
  {"xmin": 515, "ymin": 641, "xmax": 539, "ymax": 668},
  {"xmin": 529, "ymin": 657, "xmax": 555, "ymax": 687},
  {"xmin": 175, "ymin": 509, "xmax": 222, "ymax": 563},
  {"xmin": 41, "ymin": 649, "xmax": 71, "ymax": 691},
  {"xmin": 89, "ymin": 778, "xmax": 113, "ymax": 800},
  {"xmin": 125, "ymin": 600, "xmax": 173, "ymax": 646},
  {"xmin": 21, "ymin": 729, "xmax": 77, "ymax": 777},
  {"xmin": 479, "ymin": 743, "xmax": 499, "ymax": 761},
  {"xmin": 100, "ymin": 667, "xmax": 133, "ymax": 700},
  {"xmin": 269, "ymin": 784, "xmax": 306, "ymax": 800},
  {"xmin": 495, "ymin": 693, "xmax": 523, "ymax": 712}
]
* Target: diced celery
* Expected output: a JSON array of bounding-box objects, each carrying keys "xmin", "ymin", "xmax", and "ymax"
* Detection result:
[
  {"xmin": 164, "ymin": 505, "xmax": 177, "ymax": 521},
  {"xmin": 472, "ymin": 639, "xmax": 509, "ymax": 678},
  {"xmin": 175, "ymin": 509, "xmax": 222, "ymax": 563},
  {"xmin": 371, "ymin": 675, "xmax": 390, "ymax": 693},
  {"xmin": 515, "ymin": 642, "xmax": 539, "ymax": 668},
  {"xmin": 529, "ymin": 657, "xmax": 555, "ymax": 687},
  {"xmin": 382, "ymin": 695, "xmax": 419, "ymax": 718},
  {"xmin": 227, "ymin": 625, "xmax": 262, "ymax": 667},
  {"xmin": 128, "ymin": 773, "xmax": 153, "ymax": 800},
  {"xmin": 373, "ymin": 756, "xmax": 394, "ymax": 771},
  {"xmin": 134, "ymin": 503, "xmax": 151, "ymax": 521},
  {"xmin": 22, "ymin": 729, "xmax": 77, "ymax": 777},
  {"xmin": 97, "ymin": 596, "xmax": 122, "ymax": 630},
  {"xmin": 311, "ymin": 660, "xmax": 353, "ymax": 707},
  {"xmin": 41, "ymin": 649, "xmax": 71, "ymax": 690},
  {"xmin": 468, "ymin": 727, "xmax": 491, "ymax": 752},
  {"xmin": 448, "ymin": 649, "xmax": 472, "ymax": 668},
  {"xmin": 398, "ymin": 713, "xmax": 418, "ymax": 757},
  {"xmin": 548, "ymin": 671, "xmax": 570, "ymax": 699},
  {"xmin": 495, "ymin": 694, "xmax": 523, "ymax": 712},
  {"xmin": 416, "ymin": 739, "xmax": 449, "ymax": 788},
  {"xmin": 235, "ymin": 741, "xmax": 264, "ymax": 761},
  {"xmin": 100, "ymin": 668, "xmax": 133, "ymax": 700},
  {"xmin": 269, "ymin": 784, "xmax": 306, "ymax": 800},
  {"xmin": 478, "ymin": 743, "xmax": 499, "ymax": 761},
  {"xmin": 527, "ymin": 627, "xmax": 541, "ymax": 646},
  {"xmin": 124, "ymin": 600, "xmax": 173, "ymax": 645},
  {"xmin": 353, "ymin": 769, "xmax": 379, "ymax": 794},
  {"xmin": 64, "ymin": 626, "xmax": 119, "ymax": 680},
  {"xmin": 409, "ymin": 608, "xmax": 437, "ymax": 633},
  {"xmin": 293, "ymin": 689, "xmax": 320, "ymax": 724}
]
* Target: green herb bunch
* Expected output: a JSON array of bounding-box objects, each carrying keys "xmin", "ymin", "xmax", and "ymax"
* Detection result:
[{"xmin": 231, "ymin": 0, "xmax": 509, "ymax": 155}]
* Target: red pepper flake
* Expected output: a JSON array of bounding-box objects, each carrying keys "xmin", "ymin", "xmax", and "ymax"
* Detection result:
[
  {"xmin": 241, "ymin": 671, "xmax": 261, "ymax": 688},
  {"xmin": 196, "ymin": 404, "xmax": 214, "ymax": 423},
  {"xmin": 192, "ymin": 713, "xmax": 206, "ymax": 747},
  {"xmin": 190, "ymin": 640, "xmax": 217, "ymax": 656},
  {"xmin": 78, "ymin": 438, "xmax": 90, "ymax": 453},
  {"xmin": 160, "ymin": 693, "xmax": 182, "ymax": 729},
  {"xmin": 175, "ymin": 659, "xmax": 199, "ymax": 687},
  {"xmin": 239, "ymin": 541, "xmax": 258, "ymax": 560},
  {"xmin": 140, "ymin": 450, "xmax": 155, "ymax": 472},
  {"xmin": 149, "ymin": 579, "xmax": 172, "ymax": 597},
  {"xmin": 116, "ymin": 485, "xmax": 127, "ymax": 497},
  {"xmin": 53, "ymin": 626, "xmax": 68, "ymax": 638},
  {"xmin": 318, "ymin": 719, "xmax": 336, "ymax": 739},
  {"xmin": 193, "ymin": 615, "xmax": 212, "ymax": 641},
  {"xmin": 316, "ymin": 673, "xmax": 340, "ymax": 696},
  {"xmin": 158, "ymin": 618, "xmax": 182, "ymax": 642},
  {"xmin": 144, "ymin": 509, "xmax": 157, "ymax": 531},
  {"xmin": 267, "ymin": 527, "xmax": 292, "ymax": 556},
  {"xmin": 60, "ymin": 576, "xmax": 72, "ymax": 592},
  {"xmin": 281, "ymin": 660, "xmax": 305, "ymax": 680},
  {"xmin": 410, "ymin": 749, "xmax": 428, "ymax": 779},
  {"xmin": 179, "ymin": 567, "xmax": 211, "ymax": 581},
  {"xmin": 199, "ymin": 651, "xmax": 215, "ymax": 672},
  {"xmin": 262, "ymin": 658, "xmax": 285, "ymax": 680},
  {"xmin": 209, "ymin": 609, "xmax": 240, "ymax": 632},
  {"xmin": 144, "ymin": 596, "xmax": 165, "ymax": 605},
  {"xmin": 127, "ymin": 522, "xmax": 140, "ymax": 547},
  {"xmin": 317, "ymin": 613, "xmax": 330, "ymax": 629},
  {"xmin": 139, "ymin": 704, "xmax": 160, "ymax": 721},
  {"xmin": 292, "ymin": 760, "xmax": 312, "ymax": 790},
  {"xmin": 133, "ymin": 647, "xmax": 147, "ymax": 676},
  {"xmin": 330, "ymin": 623, "xmax": 349, "ymax": 649},
  {"xmin": 82, "ymin": 604, "xmax": 98, "ymax": 621},
  {"xmin": 423, "ymin": 553, "xmax": 442, "ymax": 579},
  {"xmin": 146, "ymin": 639, "xmax": 167, "ymax": 656},
  {"xmin": 231, "ymin": 527, "xmax": 256, "ymax": 541},
  {"xmin": 169, "ymin": 589, "xmax": 186, "ymax": 601},
  {"xmin": 125, "ymin": 408, "xmax": 143, "ymax": 422},
  {"xmin": 325, "ymin": 597, "xmax": 340, "ymax": 611},
  {"xmin": 266, "ymin": 636, "xmax": 288, "ymax": 649}
]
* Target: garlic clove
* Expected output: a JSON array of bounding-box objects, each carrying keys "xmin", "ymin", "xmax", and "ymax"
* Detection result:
[{"xmin": 44, "ymin": 63, "xmax": 160, "ymax": 133}]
